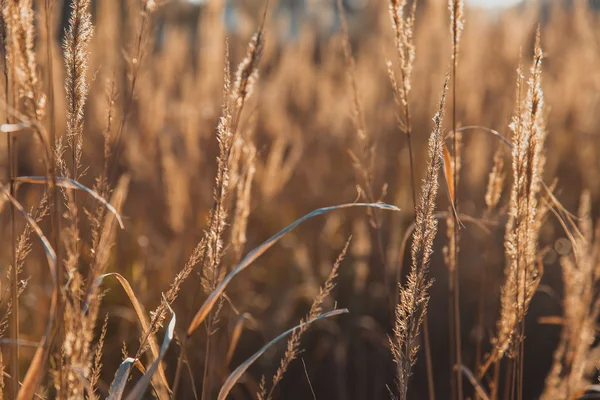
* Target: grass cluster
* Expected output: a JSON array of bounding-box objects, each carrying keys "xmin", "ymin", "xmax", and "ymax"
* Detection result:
[{"xmin": 1, "ymin": 0, "xmax": 600, "ymax": 399}]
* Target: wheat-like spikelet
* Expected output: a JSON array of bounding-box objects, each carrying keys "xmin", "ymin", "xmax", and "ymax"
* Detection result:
[
  {"xmin": 388, "ymin": 0, "xmax": 416, "ymax": 113},
  {"xmin": 337, "ymin": 0, "xmax": 375, "ymax": 203},
  {"xmin": 392, "ymin": 76, "xmax": 448, "ymax": 400},
  {"xmin": 267, "ymin": 238, "xmax": 351, "ymax": 399},
  {"xmin": 485, "ymin": 30, "xmax": 547, "ymax": 371},
  {"xmin": 541, "ymin": 192, "xmax": 600, "ymax": 399},
  {"xmin": 231, "ymin": 30, "xmax": 264, "ymax": 129},
  {"xmin": 87, "ymin": 313, "xmax": 108, "ymax": 400},
  {"xmin": 231, "ymin": 140, "xmax": 257, "ymax": 262},
  {"xmin": 63, "ymin": 0, "xmax": 93, "ymax": 179},
  {"xmin": 484, "ymin": 147, "xmax": 505, "ymax": 215},
  {"xmin": 449, "ymin": 0, "xmax": 464, "ymax": 62},
  {"xmin": 200, "ymin": 43, "xmax": 234, "ymax": 295},
  {"xmin": 387, "ymin": 0, "xmax": 418, "ymax": 211},
  {"xmin": 2, "ymin": 0, "xmax": 45, "ymax": 120}
]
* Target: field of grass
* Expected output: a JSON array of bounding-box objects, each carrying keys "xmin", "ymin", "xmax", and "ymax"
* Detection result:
[{"xmin": 0, "ymin": 0, "xmax": 599, "ymax": 399}]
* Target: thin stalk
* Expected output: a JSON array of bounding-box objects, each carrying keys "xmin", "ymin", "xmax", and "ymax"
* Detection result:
[
  {"xmin": 8, "ymin": 132, "xmax": 18, "ymax": 400},
  {"xmin": 451, "ymin": 32, "xmax": 463, "ymax": 400},
  {"xmin": 474, "ymin": 256, "xmax": 486, "ymax": 400},
  {"xmin": 401, "ymin": 67, "xmax": 433, "ymax": 400},
  {"xmin": 491, "ymin": 360, "xmax": 500, "ymax": 400},
  {"xmin": 110, "ymin": 6, "xmax": 148, "ymax": 182},
  {"xmin": 201, "ymin": 320, "xmax": 213, "ymax": 400},
  {"xmin": 2, "ymin": 10, "xmax": 18, "ymax": 396},
  {"xmin": 449, "ymin": 277, "xmax": 457, "ymax": 400},
  {"xmin": 44, "ymin": 1, "xmax": 63, "ymax": 396},
  {"xmin": 423, "ymin": 317, "xmax": 435, "ymax": 400}
]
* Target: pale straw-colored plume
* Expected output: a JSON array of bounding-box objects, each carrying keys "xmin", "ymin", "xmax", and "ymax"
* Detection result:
[
  {"xmin": 392, "ymin": 76, "xmax": 448, "ymax": 400},
  {"xmin": 88, "ymin": 313, "xmax": 109, "ymax": 400},
  {"xmin": 2, "ymin": 0, "xmax": 45, "ymax": 120},
  {"xmin": 388, "ymin": 0, "xmax": 416, "ymax": 112},
  {"xmin": 541, "ymin": 191, "xmax": 600, "ymax": 399},
  {"xmin": 483, "ymin": 30, "xmax": 547, "ymax": 373},
  {"xmin": 63, "ymin": 0, "xmax": 93, "ymax": 177},
  {"xmin": 387, "ymin": 0, "xmax": 417, "ymax": 209},
  {"xmin": 449, "ymin": 0, "xmax": 464, "ymax": 61},
  {"xmin": 484, "ymin": 147, "xmax": 505, "ymax": 214}
]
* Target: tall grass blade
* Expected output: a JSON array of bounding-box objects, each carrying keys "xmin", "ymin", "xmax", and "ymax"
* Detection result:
[
  {"xmin": 108, "ymin": 357, "xmax": 136, "ymax": 400},
  {"xmin": 125, "ymin": 297, "xmax": 176, "ymax": 400},
  {"xmin": 14, "ymin": 176, "xmax": 124, "ymax": 228}
]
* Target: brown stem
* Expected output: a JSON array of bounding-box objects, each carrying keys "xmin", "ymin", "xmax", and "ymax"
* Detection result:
[
  {"xmin": 451, "ymin": 40, "xmax": 463, "ymax": 400},
  {"xmin": 8, "ymin": 131, "xmax": 18, "ymax": 400}
]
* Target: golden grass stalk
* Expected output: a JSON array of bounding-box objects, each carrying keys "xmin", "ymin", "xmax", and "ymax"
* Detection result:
[
  {"xmin": 63, "ymin": 0, "xmax": 93, "ymax": 180},
  {"xmin": 449, "ymin": 0, "xmax": 464, "ymax": 62},
  {"xmin": 267, "ymin": 238, "xmax": 351, "ymax": 399},
  {"xmin": 387, "ymin": 0, "xmax": 417, "ymax": 209},
  {"xmin": 392, "ymin": 76, "xmax": 448, "ymax": 400},
  {"xmin": 337, "ymin": 0, "xmax": 375, "ymax": 204},
  {"xmin": 484, "ymin": 148, "xmax": 505, "ymax": 215},
  {"xmin": 172, "ymin": 20, "xmax": 266, "ymax": 396},
  {"xmin": 2, "ymin": 0, "xmax": 45, "ymax": 121},
  {"xmin": 2, "ymin": 0, "xmax": 45, "ymax": 394},
  {"xmin": 482, "ymin": 31, "xmax": 547, "ymax": 388},
  {"xmin": 231, "ymin": 141, "xmax": 257, "ymax": 262},
  {"xmin": 541, "ymin": 192, "xmax": 600, "ymax": 399},
  {"xmin": 388, "ymin": 0, "xmax": 416, "ymax": 111},
  {"xmin": 170, "ymin": 40, "xmax": 234, "ymax": 398},
  {"xmin": 448, "ymin": 1, "xmax": 464, "ymax": 397},
  {"xmin": 88, "ymin": 314, "xmax": 108, "ymax": 400}
]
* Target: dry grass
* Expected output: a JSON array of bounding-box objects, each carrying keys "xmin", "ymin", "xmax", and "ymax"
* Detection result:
[{"xmin": 0, "ymin": 0, "xmax": 600, "ymax": 399}]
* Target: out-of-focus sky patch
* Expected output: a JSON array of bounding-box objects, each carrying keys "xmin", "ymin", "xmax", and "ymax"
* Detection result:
[{"xmin": 466, "ymin": 0, "xmax": 523, "ymax": 8}]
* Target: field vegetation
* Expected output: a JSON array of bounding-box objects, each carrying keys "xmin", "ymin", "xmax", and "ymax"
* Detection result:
[{"xmin": 0, "ymin": 0, "xmax": 599, "ymax": 398}]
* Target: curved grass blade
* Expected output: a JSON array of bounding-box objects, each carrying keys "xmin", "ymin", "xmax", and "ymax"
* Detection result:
[
  {"xmin": 445, "ymin": 125, "xmax": 512, "ymax": 147},
  {"xmin": 218, "ymin": 309, "xmax": 349, "ymax": 400},
  {"xmin": 92, "ymin": 273, "xmax": 170, "ymax": 397},
  {"xmin": 187, "ymin": 203, "xmax": 398, "ymax": 337},
  {"xmin": 125, "ymin": 297, "xmax": 176, "ymax": 400},
  {"xmin": 108, "ymin": 357, "xmax": 136, "ymax": 400},
  {"xmin": 15, "ymin": 176, "xmax": 124, "ymax": 229}
]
